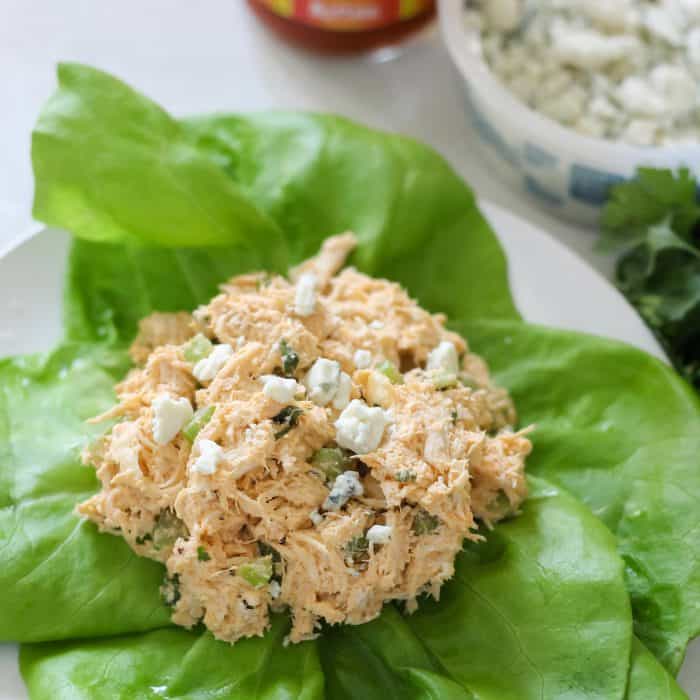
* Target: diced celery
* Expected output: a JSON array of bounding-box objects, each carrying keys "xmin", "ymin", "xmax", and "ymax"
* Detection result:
[
  {"xmin": 183, "ymin": 333, "xmax": 213, "ymax": 363},
  {"xmin": 153, "ymin": 509, "xmax": 188, "ymax": 551},
  {"xmin": 182, "ymin": 405, "xmax": 215, "ymax": 442},
  {"xmin": 239, "ymin": 556, "xmax": 273, "ymax": 588},
  {"xmin": 311, "ymin": 447, "xmax": 351, "ymax": 481},
  {"xmin": 377, "ymin": 360, "xmax": 403, "ymax": 385}
]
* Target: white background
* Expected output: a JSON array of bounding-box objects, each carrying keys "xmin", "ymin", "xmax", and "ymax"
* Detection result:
[{"xmin": 1, "ymin": 0, "xmax": 611, "ymax": 273}]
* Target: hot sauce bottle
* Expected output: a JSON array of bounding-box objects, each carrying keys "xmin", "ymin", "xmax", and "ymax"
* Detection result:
[{"xmin": 248, "ymin": 0, "xmax": 436, "ymax": 55}]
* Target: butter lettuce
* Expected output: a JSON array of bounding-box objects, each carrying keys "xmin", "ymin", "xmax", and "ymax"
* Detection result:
[
  {"xmin": 0, "ymin": 344, "xmax": 171, "ymax": 641},
  {"xmin": 0, "ymin": 63, "xmax": 695, "ymax": 697},
  {"xmin": 461, "ymin": 320, "xmax": 700, "ymax": 672},
  {"xmin": 31, "ymin": 65, "xmax": 286, "ymax": 258},
  {"xmin": 39, "ymin": 64, "xmax": 518, "ymax": 343},
  {"xmin": 20, "ymin": 620, "xmax": 325, "ymax": 700},
  {"xmin": 627, "ymin": 639, "xmax": 687, "ymax": 700}
]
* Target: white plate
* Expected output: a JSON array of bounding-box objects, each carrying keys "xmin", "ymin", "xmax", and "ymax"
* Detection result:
[{"xmin": 0, "ymin": 201, "xmax": 696, "ymax": 698}]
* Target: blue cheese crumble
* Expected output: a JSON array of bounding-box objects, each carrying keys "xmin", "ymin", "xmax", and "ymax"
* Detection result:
[
  {"xmin": 334, "ymin": 399, "xmax": 392, "ymax": 454},
  {"xmin": 323, "ymin": 470, "xmax": 364, "ymax": 511},
  {"xmin": 152, "ymin": 394, "xmax": 193, "ymax": 444},
  {"xmin": 466, "ymin": 0, "xmax": 700, "ymax": 145}
]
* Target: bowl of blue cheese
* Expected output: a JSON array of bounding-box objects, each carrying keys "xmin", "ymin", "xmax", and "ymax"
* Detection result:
[{"xmin": 439, "ymin": 0, "xmax": 700, "ymax": 224}]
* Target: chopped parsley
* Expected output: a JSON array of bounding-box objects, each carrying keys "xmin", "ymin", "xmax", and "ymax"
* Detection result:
[
  {"xmin": 412, "ymin": 509, "xmax": 439, "ymax": 535},
  {"xmin": 258, "ymin": 541, "xmax": 281, "ymax": 562},
  {"xmin": 344, "ymin": 535, "xmax": 369, "ymax": 565},
  {"xmin": 161, "ymin": 574, "xmax": 181, "ymax": 607},
  {"xmin": 272, "ymin": 405, "xmax": 304, "ymax": 439},
  {"xmin": 278, "ymin": 339, "xmax": 299, "ymax": 377}
]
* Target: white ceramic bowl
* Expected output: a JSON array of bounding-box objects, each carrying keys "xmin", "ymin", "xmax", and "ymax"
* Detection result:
[{"xmin": 438, "ymin": 0, "xmax": 700, "ymax": 226}]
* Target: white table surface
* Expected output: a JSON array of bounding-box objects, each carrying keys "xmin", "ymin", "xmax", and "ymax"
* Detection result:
[{"xmin": 1, "ymin": 0, "xmax": 612, "ymax": 274}]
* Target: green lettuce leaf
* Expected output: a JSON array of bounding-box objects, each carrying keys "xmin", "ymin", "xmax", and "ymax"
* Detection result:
[
  {"xmin": 20, "ymin": 619, "xmax": 324, "ymax": 700},
  {"xmin": 19, "ymin": 478, "xmax": 634, "ymax": 700},
  {"xmin": 0, "ymin": 344, "xmax": 171, "ymax": 641},
  {"xmin": 462, "ymin": 320, "xmax": 700, "ymax": 672},
  {"xmin": 35, "ymin": 63, "xmax": 518, "ymax": 337},
  {"xmin": 59, "ymin": 234, "xmax": 700, "ymax": 672},
  {"xmin": 626, "ymin": 639, "xmax": 688, "ymax": 700},
  {"xmin": 180, "ymin": 111, "xmax": 519, "ymax": 324},
  {"xmin": 386, "ymin": 478, "xmax": 633, "ymax": 700},
  {"xmin": 31, "ymin": 64, "xmax": 288, "ymax": 263}
]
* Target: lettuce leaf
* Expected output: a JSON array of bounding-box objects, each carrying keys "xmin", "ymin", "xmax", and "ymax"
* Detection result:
[
  {"xmin": 35, "ymin": 63, "xmax": 518, "ymax": 339},
  {"xmin": 395, "ymin": 478, "xmax": 633, "ymax": 700},
  {"xmin": 0, "ymin": 344, "xmax": 171, "ymax": 641},
  {"xmin": 462, "ymin": 320, "xmax": 700, "ymax": 672},
  {"xmin": 20, "ymin": 620, "xmax": 325, "ymax": 700},
  {"xmin": 18, "ymin": 479, "xmax": 634, "ymax": 700},
  {"xmin": 180, "ymin": 111, "xmax": 519, "ymax": 325},
  {"xmin": 31, "ymin": 64, "xmax": 288, "ymax": 262},
  {"xmin": 58, "ymin": 228, "xmax": 700, "ymax": 673},
  {"xmin": 627, "ymin": 639, "xmax": 687, "ymax": 700}
]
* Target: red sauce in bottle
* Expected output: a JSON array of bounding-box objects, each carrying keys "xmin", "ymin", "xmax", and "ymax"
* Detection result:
[{"xmin": 247, "ymin": 0, "xmax": 436, "ymax": 55}]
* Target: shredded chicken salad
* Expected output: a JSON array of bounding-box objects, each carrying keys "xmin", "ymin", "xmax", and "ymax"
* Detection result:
[{"xmin": 77, "ymin": 233, "xmax": 532, "ymax": 644}]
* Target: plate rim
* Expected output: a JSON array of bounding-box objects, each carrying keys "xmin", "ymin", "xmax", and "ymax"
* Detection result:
[{"xmin": 480, "ymin": 199, "xmax": 665, "ymax": 359}]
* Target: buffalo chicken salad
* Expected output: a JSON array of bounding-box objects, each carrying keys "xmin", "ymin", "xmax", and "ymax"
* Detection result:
[{"xmin": 77, "ymin": 233, "xmax": 532, "ymax": 645}]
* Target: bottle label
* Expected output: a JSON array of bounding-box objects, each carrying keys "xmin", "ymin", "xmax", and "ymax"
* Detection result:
[{"xmin": 257, "ymin": 0, "xmax": 432, "ymax": 31}]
